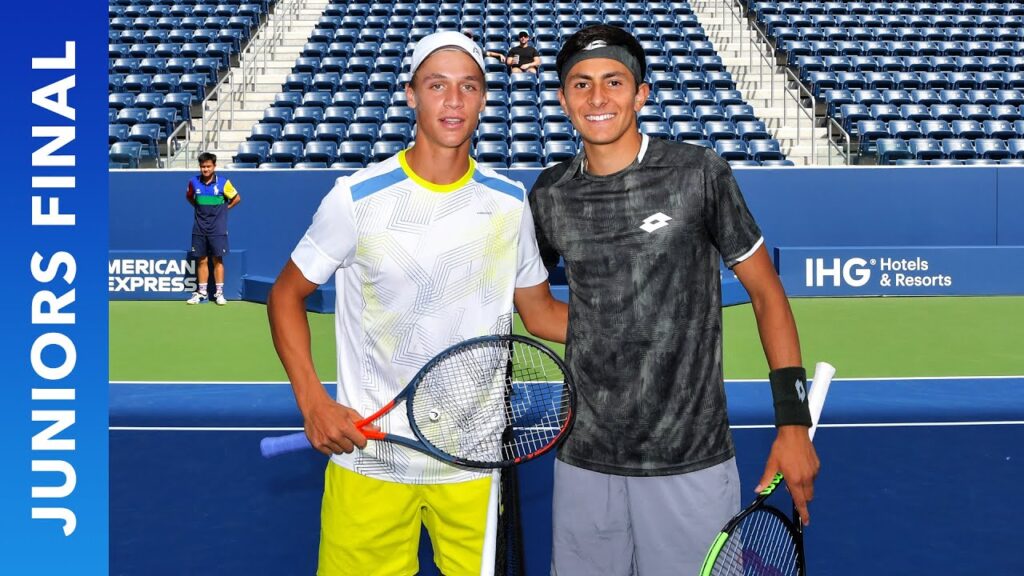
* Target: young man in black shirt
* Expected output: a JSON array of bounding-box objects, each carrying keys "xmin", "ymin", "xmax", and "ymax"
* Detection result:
[
  {"xmin": 506, "ymin": 31, "xmax": 540, "ymax": 74},
  {"xmin": 529, "ymin": 25, "xmax": 820, "ymax": 575}
]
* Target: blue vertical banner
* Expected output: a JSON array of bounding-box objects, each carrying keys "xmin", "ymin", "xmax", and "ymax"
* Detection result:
[{"xmin": 0, "ymin": 2, "xmax": 109, "ymax": 575}]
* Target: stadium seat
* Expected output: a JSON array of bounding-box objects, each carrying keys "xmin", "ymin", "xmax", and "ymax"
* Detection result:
[
  {"xmin": 749, "ymin": 140, "xmax": 785, "ymax": 161},
  {"xmin": 1007, "ymin": 140, "xmax": 1024, "ymax": 158},
  {"xmin": 672, "ymin": 121, "xmax": 704, "ymax": 141},
  {"xmin": 314, "ymin": 123, "xmax": 347, "ymax": 143},
  {"xmin": 109, "ymin": 141, "xmax": 144, "ymax": 169},
  {"xmin": 510, "ymin": 141, "xmax": 544, "ymax": 164},
  {"xmin": 337, "ymin": 141, "xmax": 372, "ymax": 165},
  {"xmin": 507, "ymin": 121, "xmax": 540, "ymax": 141},
  {"xmin": 304, "ymin": 141, "xmax": 339, "ymax": 164},
  {"xmin": 146, "ymin": 107, "xmax": 178, "ymax": 138},
  {"xmin": 379, "ymin": 123, "xmax": 412, "ymax": 145},
  {"xmin": 116, "ymin": 107, "xmax": 150, "ymax": 127},
  {"xmin": 372, "ymin": 140, "xmax": 405, "ymax": 162},
  {"xmin": 942, "ymin": 139, "xmax": 977, "ymax": 159},
  {"xmin": 876, "ymin": 139, "xmax": 912, "ymax": 164},
  {"xmin": 269, "ymin": 141, "xmax": 305, "ymax": 165},
  {"xmin": 234, "ymin": 141, "xmax": 271, "ymax": 165},
  {"xmin": 475, "ymin": 141, "xmax": 510, "ymax": 165},
  {"xmin": 737, "ymin": 121, "xmax": 771, "ymax": 141},
  {"xmin": 920, "ymin": 120, "xmax": 955, "ymax": 141},
  {"xmin": 715, "ymin": 140, "xmax": 750, "ymax": 161},
  {"xmin": 347, "ymin": 123, "xmax": 379, "ymax": 142},
  {"xmin": 984, "ymin": 120, "xmax": 1017, "ymax": 140},
  {"xmin": 542, "ymin": 123, "xmax": 573, "ymax": 142},
  {"xmin": 909, "ymin": 138, "xmax": 944, "ymax": 160},
  {"xmin": 249, "ymin": 123, "xmax": 282, "ymax": 144},
  {"xmin": 281, "ymin": 123, "xmax": 315, "ymax": 144},
  {"xmin": 109, "ymin": 124, "xmax": 130, "ymax": 145},
  {"xmin": 974, "ymin": 139, "xmax": 1011, "ymax": 160},
  {"xmin": 543, "ymin": 141, "xmax": 577, "ymax": 165}
]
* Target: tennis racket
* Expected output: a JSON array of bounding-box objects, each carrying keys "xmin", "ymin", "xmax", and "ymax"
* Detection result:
[
  {"xmin": 699, "ymin": 361, "xmax": 835, "ymax": 576},
  {"xmin": 260, "ymin": 334, "xmax": 576, "ymax": 469}
]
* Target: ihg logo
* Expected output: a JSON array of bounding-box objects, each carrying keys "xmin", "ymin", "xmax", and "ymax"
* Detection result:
[{"xmin": 805, "ymin": 258, "xmax": 871, "ymax": 287}]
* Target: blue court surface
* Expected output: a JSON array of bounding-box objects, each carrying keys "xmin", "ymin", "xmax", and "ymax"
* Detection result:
[{"xmin": 110, "ymin": 377, "xmax": 1023, "ymax": 576}]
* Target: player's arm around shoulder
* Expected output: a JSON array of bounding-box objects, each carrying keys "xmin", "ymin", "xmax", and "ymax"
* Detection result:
[
  {"xmin": 515, "ymin": 281, "xmax": 568, "ymax": 344},
  {"xmin": 733, "ymin": 246, "xmax": 820, "ymax": 525}
]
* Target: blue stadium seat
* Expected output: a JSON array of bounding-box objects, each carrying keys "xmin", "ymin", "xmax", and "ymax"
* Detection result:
[
  {"xmin": 249, "ymin": 123, "xmax": 282, "ymax": 143},
  {"xmin": 304, "ymin": 141, "xmax": 339, "ymax": 164},
  {"xmin": 544, "ymin": 141, "xmax": 578, "ymax": 165},
  {"xmin": 540, "ymin": 106, "xmax": 569, "ymax": 124},
  {"xmin": 109, "ymin": 124, "xmax": 130, "ymax": 145},
  {"xmin": 942, "ymin": 138, "xmax": 977, "ymax": 159},
  {"xmin": 975, "ymin": 139, "xmax": 1011, "ymax": 160},
  {"xmin": 968, "ymin": 89, "xmax": 1000, "ymax": 106},
  {"xmin": 542, "ymin": 122, "xmax": 574, "ymax": 142},
  {"xmin": 477, "ymin": 122, "xmax": 509, "ymax": 142},
  {"xmin": 704, "ymin": 121, "xmax": 739, "ymax": 141},
  {"xmin": 889, "ymin": 120, "xmax": 923, "ymax": 140},
  {"xmin": 273, "ymin": 92, "xmax": 303, "ymax": 109},
  {"xmin": 672, "ymin": 121, "xmax": 704, "ymax": 141},
  {"xmin": 510, "ymin": 141, "xmax": 544, "ymax": 164},
  {"xmin": 116, "ymin": 107, "xmax": 150, "ymax": 126},
  {"xmin": 109, "ymin": 141, "xmax": 143, "ymax": 169},
  {"xmin": 983, "ymin": 120, "xmax": 1017, "ymax": 140},
  {"xmin": 333, "ymin": 141, "xmax": 370, "ymax": 165},
  {"xmin": 640, "ymin": 121, "xmax": 672, "ymax": 140},
  {"xmin": 876, "ymin": 138, "xmax": 912, "ymax": 164},
  {"xmin": 1008, "ymin": 139, "xmax": 1024, "ymax": 158},
  {"xmin": 109, "ymin": 92, "xmax": 138, "ymax": 110},
  {"xmin": 909, "ymin": 138, "xmax": 944, "ymax": 160},
  {"xmin": 379, "ymin": 123, "xmax": 412, "ymax": 145},
  {"xmin": 748, "ymin": 140, "xmax": 785, "ymax": 161},
  {"xmin": 930, "ymin": 104, "xmax": 962, "ymax": 122},
  {"xmin": 715, "ymin": 140, "xmax": 750, "ymax": 161},
  {"xmin": 736, "ymin": 121, "xmax": 771, "ymax": 141},
  {"xmin": 384, "ymin": 106, "xmax": 414, "ymax": 125},
  {"xmin": 347, "ymin": 123, "xmax": 379, "ymax": 142},
  {"xmin": 638, "ymin": 105, "xmax": 666, "ymax": 124},
  {"xmin": 725, "ymin": 105, "xmax": 757, "ymax": 123},
  {"xmin": 314, "ymin": 122, "xmax": 347, "ymax": 143},
  {"xmin": 269, "ymin": 141, "xmax": 305, "ymax": 165},
  {"xmin": 761, "ymin": 159, "xmax": 796, "ymax": 167},
  {"xmin": 475, "ymin": 141, "xmax": 510, "ymax": 165},
  {"xmin": 960, "ymin": 104, "xmax": 992, "ymax": 122},
  {"xmin": 920, "ymin": 120, "xmax": 954, "ymax": 141},
  {"xmin": 281, "ymin": 123, "xmax": 315, "ymax": 144},
  {"xmin": 353, "ymin": 106, "xmax": 385, "ymax": 125},
  {"xmin": 856, "ymin": 120, "xmax": 890, "ymax": 154},
  {"xmin": 952, "ymin": 119, "xmax": 985, "ymax": 139},
  {"xmin": 234, "ymin": 141, "xmax": 271, "ymax": 165}
]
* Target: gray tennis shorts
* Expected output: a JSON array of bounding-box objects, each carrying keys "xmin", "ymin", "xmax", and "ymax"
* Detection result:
[{"xmin": 550, "ymin": 457, "xmax": 741, "ymax": 576}]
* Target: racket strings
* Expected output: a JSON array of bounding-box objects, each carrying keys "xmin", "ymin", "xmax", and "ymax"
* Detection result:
[
  {"xmin": 711, "ymin": 509, "xmax": 800, "ymax": 576},
  {"xmin": 410, "ymin": 339, "xmax": 572, "ymax": 465}
]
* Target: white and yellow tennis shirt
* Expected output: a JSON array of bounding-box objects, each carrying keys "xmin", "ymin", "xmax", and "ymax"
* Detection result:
[{"xmin": 291, "ymin": 150, "xmax": 548, "ymax": 484}]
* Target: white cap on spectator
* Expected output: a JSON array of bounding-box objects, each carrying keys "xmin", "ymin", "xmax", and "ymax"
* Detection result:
[{"xmin": 410, "ymin": 31, "xmax": 486, "ymax": 78}]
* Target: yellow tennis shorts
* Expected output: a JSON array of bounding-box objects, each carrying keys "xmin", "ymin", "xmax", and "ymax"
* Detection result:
[{"xmin": 317, "ymin": 462, "xmax": 492, "ymax": 576}]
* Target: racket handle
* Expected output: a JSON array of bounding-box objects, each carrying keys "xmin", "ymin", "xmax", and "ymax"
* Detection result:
[{"xmin": 260, "ymin": 432, "xmax": 312, "ymax": 458}]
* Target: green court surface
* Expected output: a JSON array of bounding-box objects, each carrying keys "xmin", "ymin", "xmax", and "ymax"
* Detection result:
[{"xmin": 110, "ymin": 296, "xmax": 1024, "ymax": 381}]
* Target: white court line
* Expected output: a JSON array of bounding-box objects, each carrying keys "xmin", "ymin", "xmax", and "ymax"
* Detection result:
[
  {"xmin": 110, "ymin": 375, "xmax": 1024, "ymax": 385},
  {"xmin": 110, "ymin": 426, "xmax": 303, "ymax": 432},
  {"xmin": 111, "ymin": 421, "xmax": 1024, "ymax": 432}
]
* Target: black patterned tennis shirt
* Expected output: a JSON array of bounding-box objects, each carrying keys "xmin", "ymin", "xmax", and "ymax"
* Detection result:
[{"xmin": 529, "ymin": 135, "xmax": 763, "ymax": 476}]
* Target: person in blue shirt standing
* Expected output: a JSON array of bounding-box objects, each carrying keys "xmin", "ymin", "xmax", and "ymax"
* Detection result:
[{"xmin": 186, "ymin": 152, "xmax": 240, "ymax": 305}]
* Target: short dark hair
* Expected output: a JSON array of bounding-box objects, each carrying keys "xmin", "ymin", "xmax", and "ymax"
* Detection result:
[
  {"xmin": 518, "ymin": 31, "xmax": 529, "ymax": 39},
  {"xmin": 555, "ymin": 25, "xmax": 647, "ymax": 87},
  {"xmin": 198, "ymin": 152, "xmax": 217, "ymax": 165}
]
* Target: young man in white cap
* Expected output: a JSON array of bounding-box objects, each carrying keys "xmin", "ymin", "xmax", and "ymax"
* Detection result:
[
  {"xmin": 529, "ymin": 25, "xmax": 820, "ymax": 575},
  {"xmin": 268, "ymin": 31, "xmax": 567, "ymax": 576}
]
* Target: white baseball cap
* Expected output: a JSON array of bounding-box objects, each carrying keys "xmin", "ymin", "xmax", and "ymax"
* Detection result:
[{"xmin": 409, "ymin": 31, "xmax": 486, "ymax": 79}]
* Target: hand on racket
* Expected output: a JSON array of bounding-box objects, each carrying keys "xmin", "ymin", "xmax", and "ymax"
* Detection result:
[
  {"xmin": 301, "ymin": 395, "xmax": 378, "ymax": 455},
  {"xmin": 699, "ymin": 361, "xmax": 834, "ymax": 576},
  {"xmin": 759, "ymin": 424, "xmax": 820, "ymax": 526},
  {"xmin": 261, "ymin": 335, "xmax": 575, "ymax": 469}
]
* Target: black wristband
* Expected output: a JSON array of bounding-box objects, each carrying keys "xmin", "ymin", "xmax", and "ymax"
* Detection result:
[{"xmin": 769, "ymin": 367, "xmax": 812, "ymax": 427}]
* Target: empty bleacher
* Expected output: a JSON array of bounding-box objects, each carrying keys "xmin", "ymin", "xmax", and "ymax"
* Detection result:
[
  {"xmin": 744, "ymin": 0, "xmax": 1024, "ymax": 165},
  {"xmin": 228, "ymin": 0, "xmax": 791, "ymax": 169}
]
